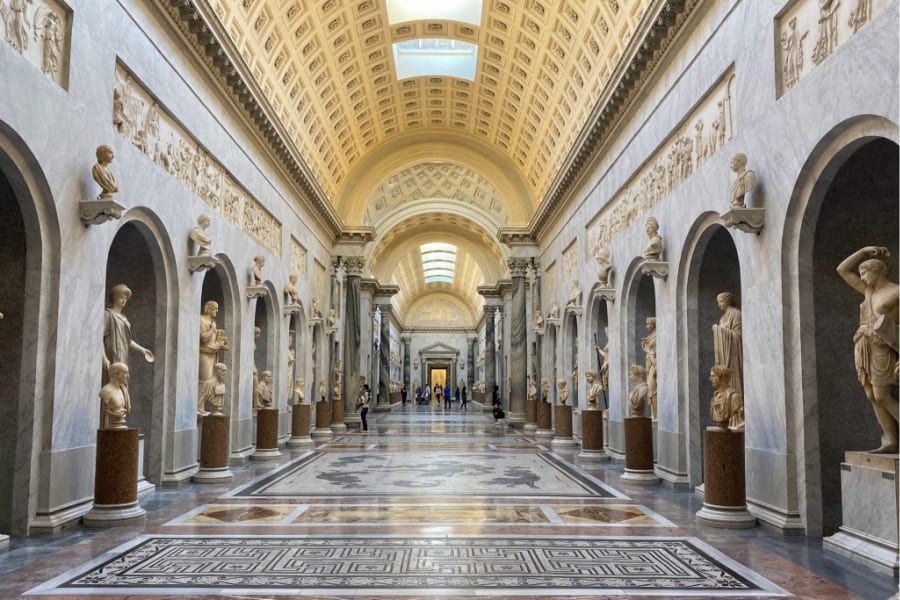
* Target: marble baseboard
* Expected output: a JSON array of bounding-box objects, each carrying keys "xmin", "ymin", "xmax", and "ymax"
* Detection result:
[
  {"xmin": 746, "ymin": 497, "xmax": 804, "ymax": 535},
  {"xmin": 136, "ymin": 479, "xmax": 155, "ymax": 497},
  {"xmin": 160, "ymin": 462, "xmax": 199, "ymax": 486},
  {"xmin": 824, "ymin": 530, "xmax": 900, "ymax": 576},
  {"xmin": 29, "ymin": 496, "xmax": 93, "ymax": 534},
  {"xmin": 656, "ymin": 428, "xmax": 687, "ymax": 482},
  {"xmin": 655, "ymin": 463, "xmax": 690, "ymax": 487},
  {"xmin": 745, "ymin": 447, "xmax": 802, "ymax": 533},
  {"xmin": 607, "ymin": 419, "xmax": 625, "ymax": 457},
  {"xmin": 229, "ymin": 444, "xmax": 254, "ymax": 464}
]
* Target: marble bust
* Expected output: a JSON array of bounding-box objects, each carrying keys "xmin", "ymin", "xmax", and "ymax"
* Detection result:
[
  {"xmin": 837, "ymin": 246, "xmax": 900, "ymax": 453},
  {"xmin": 284, "ymin": 273, "xmax": 299, "ymax": 305},
  {"xmin": 255, "ymin": 370, "xmax": 273, "ymax": 409},
  {"xmin": 567, "ymin": 278, "xmax": 582, "ymax": 307},
  {"xmin": 198, "ymin": 363, "xmax": 227, "ymax": 416},
  {"xmin": 641, "ymin": 317, "xmax": 658, "ymax": 420},
  {"xmin": 294, "ymin": 377, "xmax": 306, "ymax": 405},
  {"xmin": 627, "ymin": 365, "xmax": 649, "ymax": 418},
  {"xmin": 100, "ymin": 362, "xmax": 131, "ymax": 429},
  {"xmin": 595, "ymin": 245, "xmax": 613, "ymax": 287},
  {"xmin": 102, "ymin": 283, "xmax": 154, "ymax": 373},
  {"xmin": 729, "ymin": 153, "xmax": 758, "ymax": 209},
  {"xmin": 585, "ymin": 370, "xmax": 602, "ymax": 409},
  {"xmin": 557, "ymin": 379, "xmax": 569, "ymax": 406},
  {"xmin": 709, "ymin": 365, "xmax": 744, "ymax": 431},
  {"xmin": 190, "ymin": 215, "xmax": 212, "ymax": 256},
  {"xmin": 311, "ymin": 297, "xmax": 322, "ymax": 319},
  {"xmin": 327, "ymin": 309, "xmax": 338, "ymax": 331},
  {"xmin": 541, "ymin": 377, "xmax": 550, "ymax": 402},
  {"xmin": 548, "ymin": 303, "xmax": 559, "ymax": 320},
  {"xmin": 91, "ymin": 145, "xmax": 118, "ymax": 200},
  {"xmin": 251, "ymin": 255, "xmax": 265, "ymax": 286},
  {"xmin": 643, "ymin": 217, "xmax": 663, "ymax": 261}
]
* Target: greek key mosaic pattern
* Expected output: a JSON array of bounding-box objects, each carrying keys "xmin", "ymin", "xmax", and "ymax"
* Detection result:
[{"xmin": 45, "ymin": 535, "xmax": 785, "ymax": 594}]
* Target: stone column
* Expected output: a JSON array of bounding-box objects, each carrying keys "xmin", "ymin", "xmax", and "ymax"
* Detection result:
[
  {"xmin": 467, "ymin": 334, "xmax": 476, "ymax": 392},
  {"xmin": 329, "ymin": 261, "xmax": 346, "ymax": 434},
  {"xmin": 507, "ymin": 258, "xmax": 529, "ymax": 425},
  {"xmin": 342, "ymin": 257, "xmax": 364, "ymax": 427},
  {"xmin": 402, "ymin": 334, "xmax": 411, "ymax": 392},
  {"xmin": 375, "ymin": 304, "xmax": 393, "ymax": 412},
  {"xmin": 484, "ymin": 305, "xmax": 497, "ymax": 410}
]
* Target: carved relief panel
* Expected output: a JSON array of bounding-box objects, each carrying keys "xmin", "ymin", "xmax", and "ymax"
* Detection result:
[
  {"xmin": 290, "ymin": 236, "xmax": 307, "ymax": 279},
  {"xmin": 1, "ymin": 0, "xmax": 71, "ymax": 87},
  {"xmin": 313, "ymin": 260, "xmax": 327, "ymax": 297}
]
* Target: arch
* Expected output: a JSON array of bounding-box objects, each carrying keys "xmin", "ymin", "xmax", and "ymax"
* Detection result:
[
  {"xmin": 209, "ymin": 253, "xmax": 243, "ymax": 432},
  {"xmin": 254, "ymin": 281, "xmax": 280, "ymax": 410},
  {"xmin": 620, "ymin": 256, "xmax": 655, "ymax": 420},
  {"xmin": 676, "ymin": 213, "xmax": 742, "ymax": 487},
  {"xmin": 403, "ymin": 291, "xmax": 477, "ymax": 327},
  {"xmin": 587, "ymin": 285, "xmax": 611, "ymax": 401},
  {"xmin": 783, "ymin": 115, "xmax": 899, "ymax": 536},
  {"xmin": 545, "ymin": 322, "xmax": 559, "ymax": 406},
  {"xmin": 105, "ymin": 208, "xmax": 179, "ymax": 487},
  {"xmin": 563, "ymin": 311, "xmax": 580, "ymax": 408},
  {"xmin": 0, "ymin": 120, "xmax": 61, "ymax": 535}
]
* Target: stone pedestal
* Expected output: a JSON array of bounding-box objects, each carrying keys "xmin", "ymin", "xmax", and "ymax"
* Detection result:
[
  {"xmin": 311, "ymin": 401, "xmax": 333, "ymax": 440},
  {"xmin": 390, "ymin": 391, "xmax": 402, "ymax": 404},
  {"xmin": 536, "ymin": 401, "xmax": 554, "ymax": 441},
  {"xmin": 0, "ymin": 534, "xmax": 7, "ymax": 549},
  {"xmin": 84, "ymin": 428, "xmax": 146, "ymax": 527},
  {"xmin": 524, "ymin": 399, "xmax": 538, "ymax": 434},
  {"xmin": 579, "ymin": 409, "xmax": 607, "ymax": 461},
  {"xmin": 622, "ymin": 417, "xmax": 659, "ymax": 483},
  {"xmin": 79, "ymin": 198, "xmax": 125, "ymax": 226},
  {"xmin": 551, "ymin": 405, "xmax": 577, "ymax": 449},
  {"xmin": 194, "ymin": 414, "xmax": 233, "ymax": 483},
  {"xmin": 696, "ymin": 428, "xmax": 755, "ymax": 528},
  {"xmin": 288, "ymin": 403, "xmax": 313, "ymax": 447},
  {"xmin": 824, "ymin": 452, "xmax": 899, "ymax": 575},
  {"xmin": 331, "ymin": 400, "xmax": 346, "ymax": 434},
  {"xmin": 251, "ymin": 408, "xmax": 282, "ymax": 460}
]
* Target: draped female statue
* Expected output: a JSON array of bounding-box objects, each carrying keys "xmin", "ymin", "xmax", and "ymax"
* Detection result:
[
  {"xmin": 102, "ymin": 283, "xmax": 154, "ymax": 374},
  {"xmin": 712, "ymin": 292, "xmax": 743, "ymax": 395}
]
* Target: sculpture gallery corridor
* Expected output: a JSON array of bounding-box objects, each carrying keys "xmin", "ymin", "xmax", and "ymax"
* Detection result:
[{"xmin": 0, "ymin": 0, "xmax": 898, "ymax": 598}]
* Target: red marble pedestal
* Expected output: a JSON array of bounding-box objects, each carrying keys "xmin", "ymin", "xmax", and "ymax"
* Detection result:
[
  {"xmin": 551, "ymin": 405, "xmax": 577, "ymax": 449},
  {"xmin": 579, "ymin": 409, "xmax": 607, "ymax": 460},
  {"xmin": 622, "ymin": 417, "xmax": 659, "ymax": 483},
  {"xmin": 83, "ymin": 428, "xmax": 146, "ymax": 527},
  {"xmin": 524, "ymin": 399, "xmax": 538, "ymax": 433},
  {"xmin": 195, "ymin": 414, "xmax": 233, "ymax": 482},
  {"xmin": 288, "ymin": 403, "xmax": 313, "ymax": 447},
  {"xmin": 311, "ymin": 401, "xmax": 333, "ymax": 440},
  {"xmin": 696, "ymin": 428, "xmax": 755, "ymax": 528},
  {"xmin": 251, "ymin": 408, "xmax": 282, "ymax": 460}
]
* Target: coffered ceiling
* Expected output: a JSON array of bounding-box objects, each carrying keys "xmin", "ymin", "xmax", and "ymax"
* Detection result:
[{"xmin": 202, "ymin": 0, "xmax": 653, "ymax": 220}]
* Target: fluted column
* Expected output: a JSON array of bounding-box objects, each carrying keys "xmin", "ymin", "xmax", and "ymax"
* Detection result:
[
  {"xmin": 484, "ymin": 305, "xmax": 497, "ymax": 410},
  {"xmin": 402, "ymin": 334, "xmax": 411, "ymax": 392},
  {"xmin": 507, "ymin": 258, "xmax": 529, "ymax": 425},
  {"xmin": 467, "ymin": 334, "xmax": 477, "ymax": 393},
  {"xmin": 375, "ymin": 304, "xmax": 393, "ymax": 412},
  {"xmin": 342, "ymin": 257, "xmax": 364, "ymax": 426}
]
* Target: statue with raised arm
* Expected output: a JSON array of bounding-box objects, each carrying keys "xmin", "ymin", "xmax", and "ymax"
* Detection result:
[
  {"xmin": 558, "ymin": 379, "xmax": 569, "ymax": 406},
  {"xmin": 709, "ymin": 365, "xmax": 744, "ymax": 431},
  {"xmin": 100, "ymin": 362, "xmax": 131, "ymax": 429},
  {"xmin": 837, "ymin": 246, "xmax": 900, "ymax": 453},
  {"xmin": 713, "ymin": 292, "xmax": 743, "ymax": 394},
  {"xmin": 92, "ymin": 145, "xmax": 118, "ymax": 200},
  {"xmin": 597, "ymin": 326, "xmax": 610, "ymax": 393},
  {"xmin": 198, "ymin": 363, "xmax": 227, "ymax": 416},
  {"xmin": 627, "ymin": 365, "xmax": 649, "ymax": 418},
  {"xmin": 102, "ymin": 284, "xmax": 154, "ymax": 374},
  {"xmin": 641, "ymin": 317, "xmax": 658, "ymax": 420}
]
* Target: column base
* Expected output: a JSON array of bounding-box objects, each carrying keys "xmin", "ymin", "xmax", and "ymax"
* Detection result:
[
  {"xmin": 83, "ymin": 502, "xmax": 146, "ymax": 528},
  {"xmin": 373, "ymin": 403, "xmax": 392, "ymax": 413},
  {"xmin": 287, "ymin": 435, "xmax": 314, "ymax": 447},
  {"xmin": 697, "ymin": 504, "xmax": 757, "ymax": 529},
  {"xmin": 311, "ymin": 428, "xmax": 333, "ymax": 440},
  {"xmin": 193, "ymin": 466, "xmax": 234, "ymax": 483},
  {"xmin": 621, "ymin": 468, "xmax": 660, "ymax": 484},
  {"xmin": 230, "ymin": 446, "xmax": 254, "ymax": 463},
  {"xmin": 535, "ymin": 429, "xmax": 554, "ymax": 442},
  {"xmin": 523, "ymin": 424, "xmax": 537, "ymax": 434},
  {"xmin": 824, "ymin": 530, "xmax": 899, "ymax": 576},
  {"xmin": 550, "ymin": 437, "xmax": 578, "ymax": 450},
  {"xmin": 0, "ymin": 534, "xmax": 7, "ymax": 549},
  {"xmin": 578, "ymin": 449, "xmax": 609, "ymax": 461},
  {"xmin": 251, "ymin": 447, "xmax": 283, "ymax": 461},
  {"xmin": 330, "ymin": 423, "xmax": 348, "ymax": 434}
]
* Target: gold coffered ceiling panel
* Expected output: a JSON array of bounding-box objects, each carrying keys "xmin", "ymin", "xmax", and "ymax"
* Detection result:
[{"xmin": 204, "ymin": 0, "xmax": 651, "ymax": 213}]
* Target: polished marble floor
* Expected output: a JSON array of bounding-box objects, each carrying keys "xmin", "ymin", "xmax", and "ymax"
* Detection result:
[{"xmin": 2, "ymin": 405, "xmax": 898, "ymax": 599}]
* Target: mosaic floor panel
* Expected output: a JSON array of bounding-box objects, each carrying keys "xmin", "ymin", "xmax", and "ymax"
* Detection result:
[
  {"xmin": 229, "ymin": 451, "xmax": 624, "ymax": 498},
  {"xmin": 28, "ymin": 535, "xmax": 789, "ymax": 596}
]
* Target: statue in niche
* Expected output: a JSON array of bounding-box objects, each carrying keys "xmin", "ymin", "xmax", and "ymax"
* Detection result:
[
  {"xmin": 327, "ymin": 308, "xmax": 338, "ymax": 331},
  {"xmin": 198, "ymin": 363, "xmax": 227, "ymax": 417},
  {"xmin": 597, "ymin": 326, "xmax": 610, "ymax": 393},
  {"xmin": 548, "ymin": 303, "xmax": 559, "ymax": 320},
  {"xmin": 558, "ymin": 379, "xmax": 569, "ymax": 406},
  {"xmin": 102, "ymin": 284, "xmax": 154, "ymax": 374},
  {"xmin": 1, "ymin": 0, "xmax": 31, "ymax": 52},
  {"xmin": 199, "ymin": 300, "xmax": 226, "ymax": 399},
  {"xmin": 837, "ymin": 246, "xmax": 900, "ymax": 453},
  {"xmin": 709, "ymin": 365, "xmax": 745, "ymax": 431},
  {"xmin": 286, "ymin": 332, "xmax": 295, "ymax": 403},
  {"xmin": 92, "ymin": 145, "xmax": 119, "ymax": 201},
  {"xmin": 541, "ymin": 377, "xmax": 550, "ymax": 403},
  {"xmin": 812, "ymin": 0, "xmax": 841, "ymax": 65},
  {"xmin": 849, "ymin": 0, "xmax": 872, "ymax": 33},
  {"xmin": 567, "ymin": 279, "xmax": 582, "ymax": 307},
  {"xmin": 627, "ymin": 365, "xmax": 649, "ymax": 418},
  {"xmin": 311, "ymin": 297, "xmax": 322, "ymax": 319},
  {"xmin": 585, "ymin": 370, "xmax": 602, "ymax": 409},
  {"xmin": 255, "ymin": 370, "xmax": 273, "ymax": 410},
  {"xmin": 190, "ymin": 215, "xmax": 213, "ymax": 256},
  {"xmin": 528, "ymin": 377, "xmax": 537, "ymax": 404},
  {"xmin": 641, "ymin": 317, "xmax": 658, "ymax": 420},
  {"xmin": 318, "ymin": 378, "xmax": 326, "ymax": 403},
  {"xmin": 284, "ymin": 273, "xmax": 299, "ymax": 305},
  {"xmin": 251, "ymin": 326, "xmax": 261, "ymax": 411},
  {"xmin": 333, "ymin": 360, "xmax": 342, "ymax": 403},
  {"xmin": 100, "ymin": 362, "xmax": 131, "ymax": 429},
  {"xmin": 643, "ymin": 217, "xmax": 663, "ymax": 261},
  {"xmin": 251, "ymin": 255, "xmax": 265, "ymax": 286},
  {"xmin": 729, "ymin": 154, "xmax": 758, "ymax": 209},
  {"xmin": 294, "ymin": 377, "xmax": 306, "ymax": 406},
  {"xmin": 595, "ymin": 245, "xmax": 613, "ymax": 287},
  {"xmin": 33, "ymin": 7, "xmax": 63, "ymax": 78},
  {"xmin": 535, "ymin": 310, "xmax": 544, "ymax": 329},
  {"xmin": 713, "ymin": 292, "xmax": 743, "ymax": 394}
]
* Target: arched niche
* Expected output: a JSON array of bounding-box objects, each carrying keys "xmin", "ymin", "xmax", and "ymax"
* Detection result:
[
  {"xmin": 288, "ymin": 305, "xmax": 306, "ymax": 404},
  {"xmin": 104, "ymin": 213, "xmax": 176, "ymax": 486},
  {"xmin": 589, "ymin": 287, "xmax": 610, "ymax": 409},
  {"xmin": 564, "ymin": 312, "xmax": 579, "ymax": 407},
  {"xmin": 310, "ymin": 320, "xmax": 326, "ymax": 404},
  {"xmin": 789, "ymin": 131, "xmax": 899, "ymax": 535},
  {"xmin": 546, "ymin": 323, "xmax": 559, "ymax": 405},
  {"xmin": 624, "ymin": 262, "xmax": 656, "ymax": 419},
  {"xmin": 0, "ymin": 122, "xmax": 60, "ymax": 535},
  {"xmin": 253, "ymin": 281, "xmax": 279, "ymax": 409},
  {"xmin": 200, "ymin": 258, "xmax": 239, "ymax": 423}
]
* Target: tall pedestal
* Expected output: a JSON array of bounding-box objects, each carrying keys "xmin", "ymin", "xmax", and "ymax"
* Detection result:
[
  {"xmin": 194, "ymin": 414, "xmax": 233, "ymax": 482},
  {"xmin": 524, "ymin": 399, "xmax": 538, "ymax": 434},
  {"xmin": 551, "ymin": 405, "xmax": 577, "ymax": 449},
  {"xmin": 579, "ymin": 409, "xmax": 607, "ymax": 461},
  {"xmin": 84, "ymin": 428, "xmax": 146, "ymax": 527},
  {"xmin": 622, "ymin": 417, "xmax": 659, "ymax": 483},
  {"xmin": 536, "ymin": 401, "xmax": 554, "ymax": 442},
  {"xmin": 311, "ymin": 401, "xmax": 333, "ymax": 440},
  {"xmin": 331, "ymin": 399, "xmax": 347, "ymax": 434},
  {"xmin": 251, "ymin": 408, "xmax": 282, "ymax": 460},
  {"xmin": 696, "ymin": 428, "xmax": 755, "ymax": 528},
  {"xmin": 288, "ymin": 403, "xmax": 313, "ymax": 447},
  {"xmin": 824, "ymin": 452, "xmax": 899, "ymax": 575}
]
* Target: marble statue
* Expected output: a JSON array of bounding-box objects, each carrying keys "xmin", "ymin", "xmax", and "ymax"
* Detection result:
[
  {"xmin": 597, "ymin": 326, "xmax": 610, "ymax": 392},
  {"xmin": 709, "ymin": 365, "xmax": 744, "ymax": 431},
  {"xmin": 251, "ymin": 255, "xmax": 265, "ymax": 286},
  {"xmin": 643, "ymin": 217, "xmax": 663, "ymax": 261},
  {"xmin": 286, "ymin": 334, "xmax": 295, "ymax": 403},
  {"xmin": 198, "ymin": 363, "xmax": 227, "ymax": 416},
  {"xmin": 528, "ymin": 377, "xmax": 537, "ymax": 403},
  {"xmin": 713, "ymin": 292, "xmax": 743, "ymax": 394},
  {"xmin": 535, "ymin": 310, "xmax": 544, "ymax": 329},
  {"xmin": 812, "ymin": 0, "xmax": 840, "ymax": 65},
  {"xmin": 318, "ymin": 378, "xmax": 326, "ymax": 403},
  {"xmin": 100, "ymin": 362, "xmax": 131, "ymax": 429},
  {"xmin": 548, "ymin": 303, "xmax": 559, "ymax": 320},
  {"xmin": 595, "ymin": 244, "xmax": 613, "ymax": 287},
  {"xmin": 780, "ymin": 17, "xmax": 808, "ymax": 90},
  {"xmin": 585, "ymin": 370, "xmax": 602, "ymax": 409},
  {"xmin": 102, "ymin": 284, "xmax": 154, "ymax": 374},
  {"xmin": 567, "ymin": 279, "xmax": 582, "ymax": 307},
  {"xmin": 729, "ymin": 154, "xmax": 758, "ymax": 209},
  {"xmin": 251, "ymin": 326, "xmax": 261, "ymax": 410},
  {"xmin": 255, "ymin": 370, "xmax": 273, "ymax": 409},
  {"xmin": 92, "ymin": 145, "xmax": 118, "ymax": 200},
  {"xmin": 558, "ymin": 379, "xmax": 569, "ymax": 406},
  {"xmin": 284, "ymin": 274, "xmax": 299, "ymax": 305},
  {"xmin": 541, "ymin": 377, "xmax": 550, "ymax": 402},
  {"xmin": 34, "ymin": 7, "xmax": 63, "ymax": 77},
  {"xmin": 333, "ymin": 361, "xmax": 342, "ymax": 402},
  {"xmin": 294, "ymin": 377, "xmax": 306, "ymax": 405},
  {"xmin": 311, "ymin": 297, "xmax": 322, "ymax": 319},
  {"xmin": 837, "ymin": 246, "xmax": 900, "ymax": 453},
  {"xmin": 627, "ymin": 365, "xmax": 649, "ymax": 418},
  {"xmin": 199, "ymin": 300, "xmax": 225, "ymax": 388},
  {"xmin": 641, "ymin": 317, "xmax": 658, "ymax": 420},
  {"xmin": 327, "ymin": 308, "xmax": 338, "ymax": 331},
  {"xmin": 190, "ymin": 215, "xmax": 213, "ymax": 256}
]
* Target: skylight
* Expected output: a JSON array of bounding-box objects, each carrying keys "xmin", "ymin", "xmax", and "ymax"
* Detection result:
[
  {"xmin": 386, "ymin": 0, "xmax": 483, "ymax": 26},
  {"xmin": 393, "ymin": 39, "xmax": 478, "ymax": 81},
  {"xmin": 421, "ymin": 243, "xmax": 458, "ymax": 284}
]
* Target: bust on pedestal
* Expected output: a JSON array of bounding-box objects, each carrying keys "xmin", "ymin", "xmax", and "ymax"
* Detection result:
[
  {"xmin": 579, "ymin": 370, "xmax": 608, "ymax": 461},
  {"xmin": 524, "ymin": 376, "xmax": 538, "ymax": 434},
  {"xmin": 195, "ymin": 363, "xmax": 233, "ymax": 482},
  {"xmin": 721, "ymin": 153, "xmax": 764, "ymax": 234},
  {"xmin": 621, "ymin": 365, "xmax": 659, "ymax": 484},
  {"xmin": 188, "ymin": 215, "xmax": 218, "ymax": 272},
  {"xmin": 81, "ymin": 145, "xmax": 126, "ymax": 226},
  {"xmin": 639, "ymin": 217, "xmax": 668, "ymax": 280},
  {"xmin": 535, "ymin": 378, "xmax": 554, "ymax": 442},
  {"xmin": 311, "ymin": 379, "xmax": 333, "ymax": 440},
  {"xmin": 252, "ymin": 371, "xmax": 282, "ymax": 460},
  {"xmin": 246, "ymin": 256, "xmax": 268, "ymax": 299},
  {"xmin": 551, "ymin": 380, "xmax": 577, "ymax": 449},
  {"xmin": 288, "ymin": 377, "xmax": 313, "ymax": 447}
]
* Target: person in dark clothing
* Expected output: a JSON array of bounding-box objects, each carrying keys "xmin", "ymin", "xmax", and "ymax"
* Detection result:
[
  {"xmin": 491, "ymin": 384, "xmax": 500, "ymax": 407},
  {"xmin": 357, "ymin": 384, "xmax": 371, "ymax": 432},
  {"xmin": 460, "ymin": 385, "xmax": 468, "ymax": 411},
  {"xmin": 401, "ymin": 385, "xmax": 407, "ymax": 405},
  {"xmin": 444, "ymin": 384, "xmax": 451, "ymax": 409}
]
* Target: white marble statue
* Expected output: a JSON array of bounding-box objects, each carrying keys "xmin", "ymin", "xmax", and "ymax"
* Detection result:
[
  {"xmin": 837, "ymin": 246, "xmax": 900, "ymax": 453},
  {"xmin": 627, "ymin": 365, "xmax": 649, "ymax": 418},
  {"xmin": 548, "ymin": 303, "xmax": 559, "ymax": 320},
  {"xmin": 713, "ymin": 292, "xmax": 743, "ymax": 395},
  {"xmin": 91, "ymin": 145, "xmax": 118, "ymax": 200},
  {"xmin": 585, "ymin": 370, "xmax": 602, "ymax": 409},
  {"xmin": 595, "ymin": 244, "xmax": 613, "ymax": 287},
  {"xmin": 294, "ymin": 377, "xmax": 306, "ymax": 406},
  {"xmin": 596, "ymin": 326, "xmax": 610, "ymax": 393},
  {"xmin": 558, "ymin": 379, "xmax": 569, "ymax": 406},
  {"xmin": 528, "ymin": 377, "xmax": 537, "ymax": 404},
  {"xmin": 311, "ymin": 297, "xmax": 322, "ymax": 319},
  {"xmin": 100, "ymin": 362, "xmax": 131, "ymax": 429},
  {"xmin": 251, "ymin": 326, "xmax": 261, "ymax": 410},
  {"xmin": 327, "ymin": 308, "xmax": 338, "ymax": 331},
  {"xmin": 255, "ymin": 370, "xmax": 273, "ymax": 409},
  {"xmin": 780, "ymin": 17, "xmax": 808, "ymax": 90},
  {"xmin": 643, "ymin": 217, "xmax": 663, "ymax": 261},
  {"xmin": 198, "ymin": 363, "xmax": 227, "ymax": 416},
  {"xmin": 251, "ymin": 255, "xmax": 265, "ymax": 286},
  {"xmin": 535, "ymin": 310, "xmax": 544, "ymax": 329},
  {"xmin": 641, "ymin": 317, "xmax": 658, "ymax": 420},
  {"xmin": 567, "ymin": 278, "xmax": 582, "ymax": 307},
  {"xmin": 729, "ymin": 153, "xmax": 758, "ymax": 209},
  {"xmin": 102, "ymin": 284, "xmax": 154, "ymax": 374},
  {"xmin": 284, "ymin": 274, "xmax": 299, "ymax": 305},
  {"xmin": 286, "ymin": 334, "xmax": 295, "ymax": 403},
  {"xmin": 198, "ymin": 300, "xmax": 226, "ymax": 390},
  {"xmin": 709, "ymin": 365, "xmax": 744, "ymax": 431},
  {"xmin": 190, "ymin": 215, "xmax": 213, "ymax": 256},
  {"xmin": 541, "ymin": 377, "xmax": 550, "ymax": 403},
  {"xmin": 318, "ymin": 378, "xmax": 326, "ymax": 403}
]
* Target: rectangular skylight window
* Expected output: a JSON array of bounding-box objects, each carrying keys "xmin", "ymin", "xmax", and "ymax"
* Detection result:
[
  {"xmin": 386, "ymin": 0, "xmax": 483, "ymax": 26},
  {"xmin": 421, "ymin": 243, "xmax": 457, "ymax": 284},
  {"xmin": 393, "ymin": 39, "xmax": 478, "ymax": 82}
]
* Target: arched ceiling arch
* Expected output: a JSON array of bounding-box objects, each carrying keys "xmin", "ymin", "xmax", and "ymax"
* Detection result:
[
  {"xmin": 405, "ymin": 292, "xmax": 478, "ymax": 329},
  {"xmin": 204, "ymin": 0, "xmax": 653, "ymax": 210}
]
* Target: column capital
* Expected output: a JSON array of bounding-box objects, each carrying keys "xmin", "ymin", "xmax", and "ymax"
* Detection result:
[
  {"xmin": 342, "ymin": 256, "xmax": 366, "ymax": 277},
  {"xmin": 507, "ymin": 257, "xmax": 531, "ymax": 277}
]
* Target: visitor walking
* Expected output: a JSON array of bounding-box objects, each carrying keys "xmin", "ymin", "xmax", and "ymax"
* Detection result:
[
  {"xmin": 444, "ymin": 384, "xmax": 451, "ymax": 409},
  {"xmin": 357, "ymin": 383, "xmax": 370, "ymax": 433},
  {"xmin": 461, "ymin": 385, "xmax": 468, "ymax": 411},
  {"xmin": 435, "ymin": 384, "xmax": 442, "ymax": 404},
  {"xmin": 424, "ymin": 383, "xmax": 431, "ymax": 405},
  {"xmin": 401, "ymin": 385, "xmax": 407, "ymax": 405}
]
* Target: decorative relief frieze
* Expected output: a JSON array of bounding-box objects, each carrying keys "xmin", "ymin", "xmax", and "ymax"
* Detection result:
[
  {"xmin": 290, "ymin": 236, "xmax": 307, "ymax": 279},
  {"xmin": 0, "ymin": 0, "xmax": 70, "ymax": 87},
  {"xmin": 112, "ymin": 62, "xmax": 282, "ymax": 255},
  {"xmin": 776, "ymin": 0, "xmax": 887, "ymax": 96},
  {"xmin": 313, "ymin": 260, "xmax": 327, "ymax": 296},
  {"xmin": 589, "ymin": 70, "xmax": 736, "ymax": 249}
]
